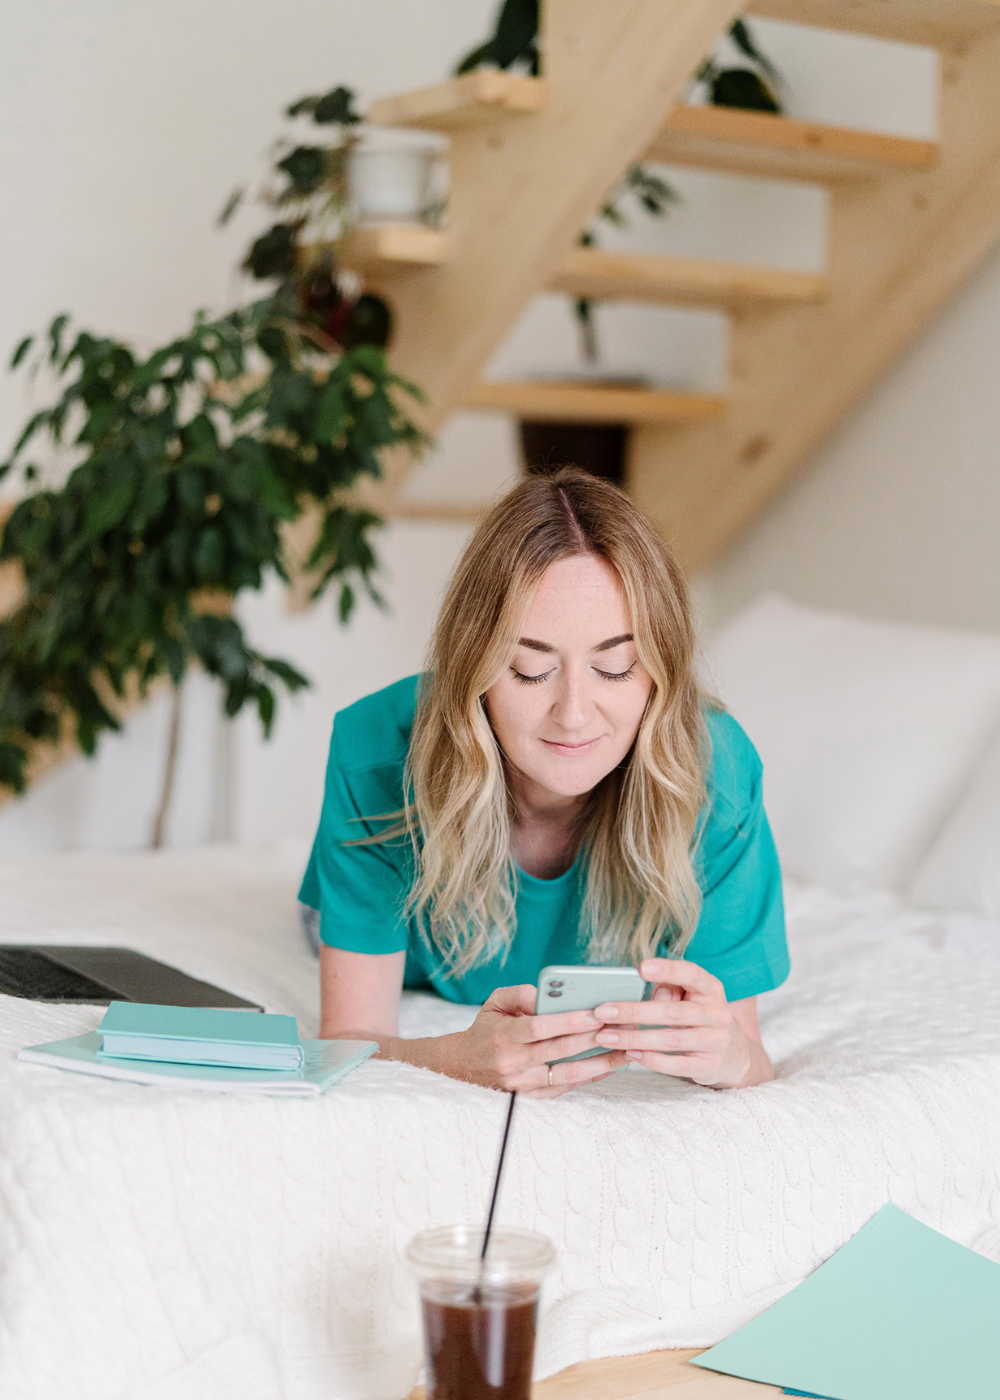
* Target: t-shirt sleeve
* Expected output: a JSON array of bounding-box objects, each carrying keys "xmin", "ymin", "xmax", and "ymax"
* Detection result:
[
  {"xmin": 681, "ymin": 711, "xmax": 789, "ymax": 1002},
  {"xmin": 298, "ymin": 721, "xmax": 413, "ymax": 956}
]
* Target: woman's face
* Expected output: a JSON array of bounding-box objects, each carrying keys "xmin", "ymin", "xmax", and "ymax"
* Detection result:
[{"xmin": 485, "ymin": 553, "xmax": 654, "ymax": 802}]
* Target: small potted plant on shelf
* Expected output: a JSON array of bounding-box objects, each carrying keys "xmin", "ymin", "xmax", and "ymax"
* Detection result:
[{"xmin": 0, "ymin": 85, "xmax": 427, "ymax": 842}]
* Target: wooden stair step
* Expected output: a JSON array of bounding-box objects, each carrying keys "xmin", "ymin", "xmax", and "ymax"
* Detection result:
[
  {"xmin": 648, "ymin": 104, "xmax": 938, "ymax": 184},
  {"xmin": 339, "ymin": 224, "xmax": 449, "ymax": 269},
  {"xmin": 464, "ymin": 380, "xmax": 725, "ymax": 425},
  {"xmin": 549, "ymin": 247, "xmax": 827, "ymax": 308},
  {"xmin": 368, "ymin": 72, "xmax": 547, "ymax": 130},
  {"xmin": 747, "ymin": 0, "xmax": 1000, "ymax": 47}
]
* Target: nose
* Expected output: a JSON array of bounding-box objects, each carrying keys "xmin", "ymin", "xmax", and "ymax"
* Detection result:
[{"xmin": 550, "ymin": 666, "xmax": 591, "ymax": 733}]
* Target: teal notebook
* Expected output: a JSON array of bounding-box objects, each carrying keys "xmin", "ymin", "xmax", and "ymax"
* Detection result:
[
  {"xmin": 19, "ymin": 1031, "xmax": 377, "ymax": 1096},
  {"xmin": 693, "ymin": 1204, "xmax": 1000, "ymax": 1400},
  {"xmin": 98, "ymin": 1001, "xmax": 303, "ymax": 1070}
]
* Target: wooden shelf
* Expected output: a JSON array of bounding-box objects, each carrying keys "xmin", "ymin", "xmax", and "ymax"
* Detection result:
[
  {"xmin": 368, "ymin": 73, "xmax": 547, "ymax": 131},
  {"xmin": 339, "ymin": 225, "xmax": 449, "ymax": 269},
  {"xmin": 647, "ymin": 104, "xmax": 939, "ymax": 184},
  {"xmin": 464, "ymin": 380, "xmax": 725, "ymax": 425},
  {"xmin": 550, "ymin": 247, "xmax": 826, "ymax": 308},
  {"xmin": 748, "ymin": 0, "xmax": 1000, "ymax": 48}
]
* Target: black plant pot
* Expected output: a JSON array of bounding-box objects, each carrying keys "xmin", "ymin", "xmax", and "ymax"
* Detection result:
[{"xmin": 519, "ymin": 420, "xmax": 626, "ymax": 484}]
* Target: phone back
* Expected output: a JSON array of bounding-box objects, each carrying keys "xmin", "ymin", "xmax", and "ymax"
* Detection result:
[
  {"xmin": 536, "ymin": 966, "xmax": 648, "ymax": 1063},
  {"xmin": 535, "ymin": 965, "xmax": 646, "ymax": 1016}
]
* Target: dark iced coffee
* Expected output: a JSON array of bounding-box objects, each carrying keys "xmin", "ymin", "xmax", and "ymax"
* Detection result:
[
  {"xmin": 408, "ymin": 1226, "xmax": 555, "ymax": 1400},
  {"xmin": 421, "ymin": 1279, "xmax": 538, "ymax": 1400}
]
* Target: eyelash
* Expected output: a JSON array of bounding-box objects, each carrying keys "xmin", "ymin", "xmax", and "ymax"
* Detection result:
[{"xmin": 511, "ymin": 661, "xmax": 636, "ymax": 685}]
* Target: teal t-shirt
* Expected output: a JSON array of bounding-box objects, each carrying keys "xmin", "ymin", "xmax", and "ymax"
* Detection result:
[{"xmin": 299, "ymin": 674, "xmax": 789, "ymax": 1005}]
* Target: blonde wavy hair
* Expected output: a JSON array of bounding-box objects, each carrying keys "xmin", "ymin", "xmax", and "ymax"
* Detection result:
[{"xmin": 402, "ymin": 467, "xmax": 708, "ymax": 977}]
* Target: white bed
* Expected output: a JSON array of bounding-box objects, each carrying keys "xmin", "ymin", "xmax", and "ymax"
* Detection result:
[{"xmin": 3, "ymin": 596, "xmax": 1000, "ymax": 1400}]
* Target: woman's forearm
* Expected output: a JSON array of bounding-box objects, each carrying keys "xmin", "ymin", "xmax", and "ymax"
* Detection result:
[{"xmin": 324, "ymin": 1026, "xmax": 467, "ymax": 1079}]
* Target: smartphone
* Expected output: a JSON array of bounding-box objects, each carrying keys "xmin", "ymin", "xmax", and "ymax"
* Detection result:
[{"xmin": 535, "ymin": 964, "xmax": 647, "ymax": 1064}]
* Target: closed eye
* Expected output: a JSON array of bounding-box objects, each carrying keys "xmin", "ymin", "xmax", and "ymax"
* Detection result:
[
  {"xmin": 596, "ymin": 661, "xmax": 636, "ymax": 682},
  {"xmin": 511, "ymin": 666, "xmax": 554, "ymax": 685}
]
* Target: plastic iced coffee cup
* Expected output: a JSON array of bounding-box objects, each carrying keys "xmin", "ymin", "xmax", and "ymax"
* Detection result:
[{"xmin": 407, "ymin": 1225, "xmax": 555, "ymax": 1400}]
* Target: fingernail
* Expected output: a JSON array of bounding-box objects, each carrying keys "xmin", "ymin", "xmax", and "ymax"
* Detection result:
[
  {"xmin": 596, "ymin": 1031, "xmax": 619, "ymax": 1045},
  {"xmin": 625, "ymin": 1050, "xmax": 643, "ymax": 1061},
  {"xmin": 597, "ymin": 1004, "xmax": 619, "ymax": 1019}
]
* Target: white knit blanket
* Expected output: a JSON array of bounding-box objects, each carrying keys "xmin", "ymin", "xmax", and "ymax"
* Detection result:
[{"xmin": 2, "ymin": 847, "xmax": 1000, "ymax": 1400}]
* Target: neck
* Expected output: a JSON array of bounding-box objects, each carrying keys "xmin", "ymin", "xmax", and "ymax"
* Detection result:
[{"xmin": 505, "ymin": 762, "xmax": 590, "ymax": 880}]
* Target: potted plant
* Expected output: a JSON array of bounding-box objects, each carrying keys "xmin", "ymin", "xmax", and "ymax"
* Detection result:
[{"xmin": 0, "ymin": 86, "xmax": 426, "ymax": 842}]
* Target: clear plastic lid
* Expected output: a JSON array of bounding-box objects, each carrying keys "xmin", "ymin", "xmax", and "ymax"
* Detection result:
[{"xmin": 407, "ymin": 1225, "xmax": 555, "ymax": 1285}]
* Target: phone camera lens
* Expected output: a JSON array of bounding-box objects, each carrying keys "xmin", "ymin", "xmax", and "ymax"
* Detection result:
[
  {"xmin": 547, "ymin": 990, "xmax": 562, "ymax": 998},
  {"xmin": 549, "ymin": 980, "xmax": 563, "ymax": 988}
]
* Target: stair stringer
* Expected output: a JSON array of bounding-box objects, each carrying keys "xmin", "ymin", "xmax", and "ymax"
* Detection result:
[
  {"xmin": 361, "ymin": 0, "xmax": 749, "ymax": 503},
  {"xmin": 627, "ymin": 26, "xmax": 1000, "ymax": 573}
]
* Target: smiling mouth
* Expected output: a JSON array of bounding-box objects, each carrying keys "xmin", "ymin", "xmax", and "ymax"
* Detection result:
[{"xmin": 541, "ymin": 737, "xmax": 603, "ymax": 756}]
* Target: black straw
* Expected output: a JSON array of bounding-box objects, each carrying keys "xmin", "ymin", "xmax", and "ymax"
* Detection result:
[{"xmin": 474, "ymin": 1091, "xmax": 517, "ymax": 1300}]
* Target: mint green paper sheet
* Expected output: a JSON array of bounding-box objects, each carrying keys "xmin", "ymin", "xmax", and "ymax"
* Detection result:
[
  {"xmin": 693, "ymin": 1204, "xmax": 1000, "ymax": 1400},
  {"xmin": 18, "ymin": 1031, "xmax": 376, "ymax": 1096}
]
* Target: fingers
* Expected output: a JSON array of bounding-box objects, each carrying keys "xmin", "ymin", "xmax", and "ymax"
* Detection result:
[
  {"xmin": 639, "ymin": 958, "xmax": 725, "ymax": 999},
  {"xmin": 485, "ymin": 983, "xmax": 539, "ymax": 1016},
  {"xmin": 515, "ymin": 1008, "xmax": 602, "ymax": 1044},
  {"xmin": 593, "ymin": 1001, "xmax": 715, "ymax": 1029},
  {"xmin": 518, "ymin": 1052, "xmax": 624, "ymax": 1099},
  {"xmin": 595, "ymin": 1026, "xmax": 728, "ymax": 1054},
  {"xmin": 595, "ymin": 961, "xmax": 725, "ymax": 1025}
]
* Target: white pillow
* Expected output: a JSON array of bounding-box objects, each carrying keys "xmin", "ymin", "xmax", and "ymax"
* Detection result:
[
  {"xmin": 701, "ymin": 595, "xmax": 1000, "ymax": 894},
  {"xmin": 909, "ymin": 727, "xmax": 1000, "ymax": 915}
]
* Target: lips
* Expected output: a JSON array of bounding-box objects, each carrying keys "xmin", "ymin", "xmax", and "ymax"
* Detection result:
[{"xmin": 540, "ymin": 736, "xmax": 604, "ymax": 757}]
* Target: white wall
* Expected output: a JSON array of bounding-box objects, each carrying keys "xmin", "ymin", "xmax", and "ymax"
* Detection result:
[
  {"xmin": 0, "ymin": 4, "xmax": 963, "ymax": 853},
  {"xmin": 703, "ymin": 244, "xmax": 1000, "ymax": 635}
]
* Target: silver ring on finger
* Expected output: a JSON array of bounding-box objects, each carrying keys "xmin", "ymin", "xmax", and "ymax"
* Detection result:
[{"xmin": 547, "ymin": 1065, "xmax": 553, "ymax": 1088}]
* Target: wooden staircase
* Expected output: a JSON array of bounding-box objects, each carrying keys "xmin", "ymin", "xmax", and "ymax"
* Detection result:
[
  {"xmin": 7, "ymin": 0, "xmax": 1000, "ymax": 804},
  {"xmin": 350, "ymin": 0, "xmax": 1000, "ymax": 573}
]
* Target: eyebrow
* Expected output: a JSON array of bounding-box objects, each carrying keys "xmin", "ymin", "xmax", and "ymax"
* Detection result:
[{"xmin": 517, "ymin": 633, "xmax": 633, "ymax": 655}]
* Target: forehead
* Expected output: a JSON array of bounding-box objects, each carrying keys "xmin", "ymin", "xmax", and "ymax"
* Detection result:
[{"xmin": 522, "ymin": 555, "xmax": 629, "ymax": 631}]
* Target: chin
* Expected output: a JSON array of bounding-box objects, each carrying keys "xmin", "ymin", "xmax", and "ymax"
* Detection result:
[{"xmin": 538, "ymin": 765, "xmax": 612, "ymax": 798}]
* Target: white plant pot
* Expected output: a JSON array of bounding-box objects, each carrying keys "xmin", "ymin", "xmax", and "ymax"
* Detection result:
[{"xmin": 348, "ymin": 128, "xmax": 447, "ymax": 226}]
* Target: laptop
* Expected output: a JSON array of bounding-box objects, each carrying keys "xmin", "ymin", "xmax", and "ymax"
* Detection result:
[{"xmin": 0, "ymin": 945, "xmax": 262, "ymax": 1010}]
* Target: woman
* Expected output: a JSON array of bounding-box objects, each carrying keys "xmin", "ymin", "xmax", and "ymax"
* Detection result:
[{"xmin": 301, "ymin": 468, "xmax": 788, "ymax": 1097}]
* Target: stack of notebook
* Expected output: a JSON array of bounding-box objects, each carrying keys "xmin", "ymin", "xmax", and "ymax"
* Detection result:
[{"xmin": 18, "ymin": 1002, "xmax": 376, "ymax": 1096}]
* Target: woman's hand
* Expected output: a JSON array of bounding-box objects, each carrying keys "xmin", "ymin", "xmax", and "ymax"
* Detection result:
[
  {"xmin": 592, "ymin": 958, "xmax": 773, "ymax": 1088},
  {"xmin": 443, "ymin": 984, "xmax": 624, "ymax": 1098}
]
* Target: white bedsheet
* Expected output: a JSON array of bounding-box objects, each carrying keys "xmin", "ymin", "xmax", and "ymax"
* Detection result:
[{"xmin": 1, "ymin": 847, "xmax": 1000, "ymax": 1400}]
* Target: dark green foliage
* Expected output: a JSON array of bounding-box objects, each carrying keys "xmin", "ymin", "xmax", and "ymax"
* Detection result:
[
  {"xmin": 0, "ymin": 302, "xmax": 426, "ymax": 794},
  {"xmin": 697, "ymin": 17, "xmax": 784, "ymax": 114},
  {"xmin": 708, "ymin": 69, "xmax": 780, "ymax": 113},
  {"xmin": 245, "ymin": 222, "xmax": 300, "ymax": 280},
  {"xmin": 286, "ymin": 86, "xmax": 362, "ymax": 126},
  {"xmin": 455, "ymin": 0, "xmax": 538, "ymax": 75}
]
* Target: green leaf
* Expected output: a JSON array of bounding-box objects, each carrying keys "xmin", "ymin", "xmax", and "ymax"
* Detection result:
[
  {"xmin": 194, "ymin": 527, "xmax": 224, "ymax": 582},
  {"xmin": 261, "ymin": 656, "xmax": 309, "ymax": 691},
  {"xmin": 256, "ymin": 684, "xmax": 275, "ymax": 735},
  {"xmin": 277, "ymin": 145, "xmax": 326, "ymax": 196},
  {"xmin": 47, "ymin": 314, "xmax": 70, "ymax": 364},
  {"xmin": 245, "ymin": 224, "xmax": 298, "ymax": 282},
  {"xmin": 217, "ymin": 186, "xmax": 244, "ymax": 228},
  {"xmin": 85, "ymin": 474, "xmax": 136, "ymax": 537},
  {"xmin": 10, "ymin": 336, "xmax": 33, "ymax": 370},
  {"xmin": 710, "ymin": 69, "xmax": 781, "ymax": 113},
  {"xmin": 338, "ymin": 582, "xmax": 354, "ymax": 622},
  {"xmin": 316, "ymin": 381, "xmax": 346, "ymax": 441}
]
